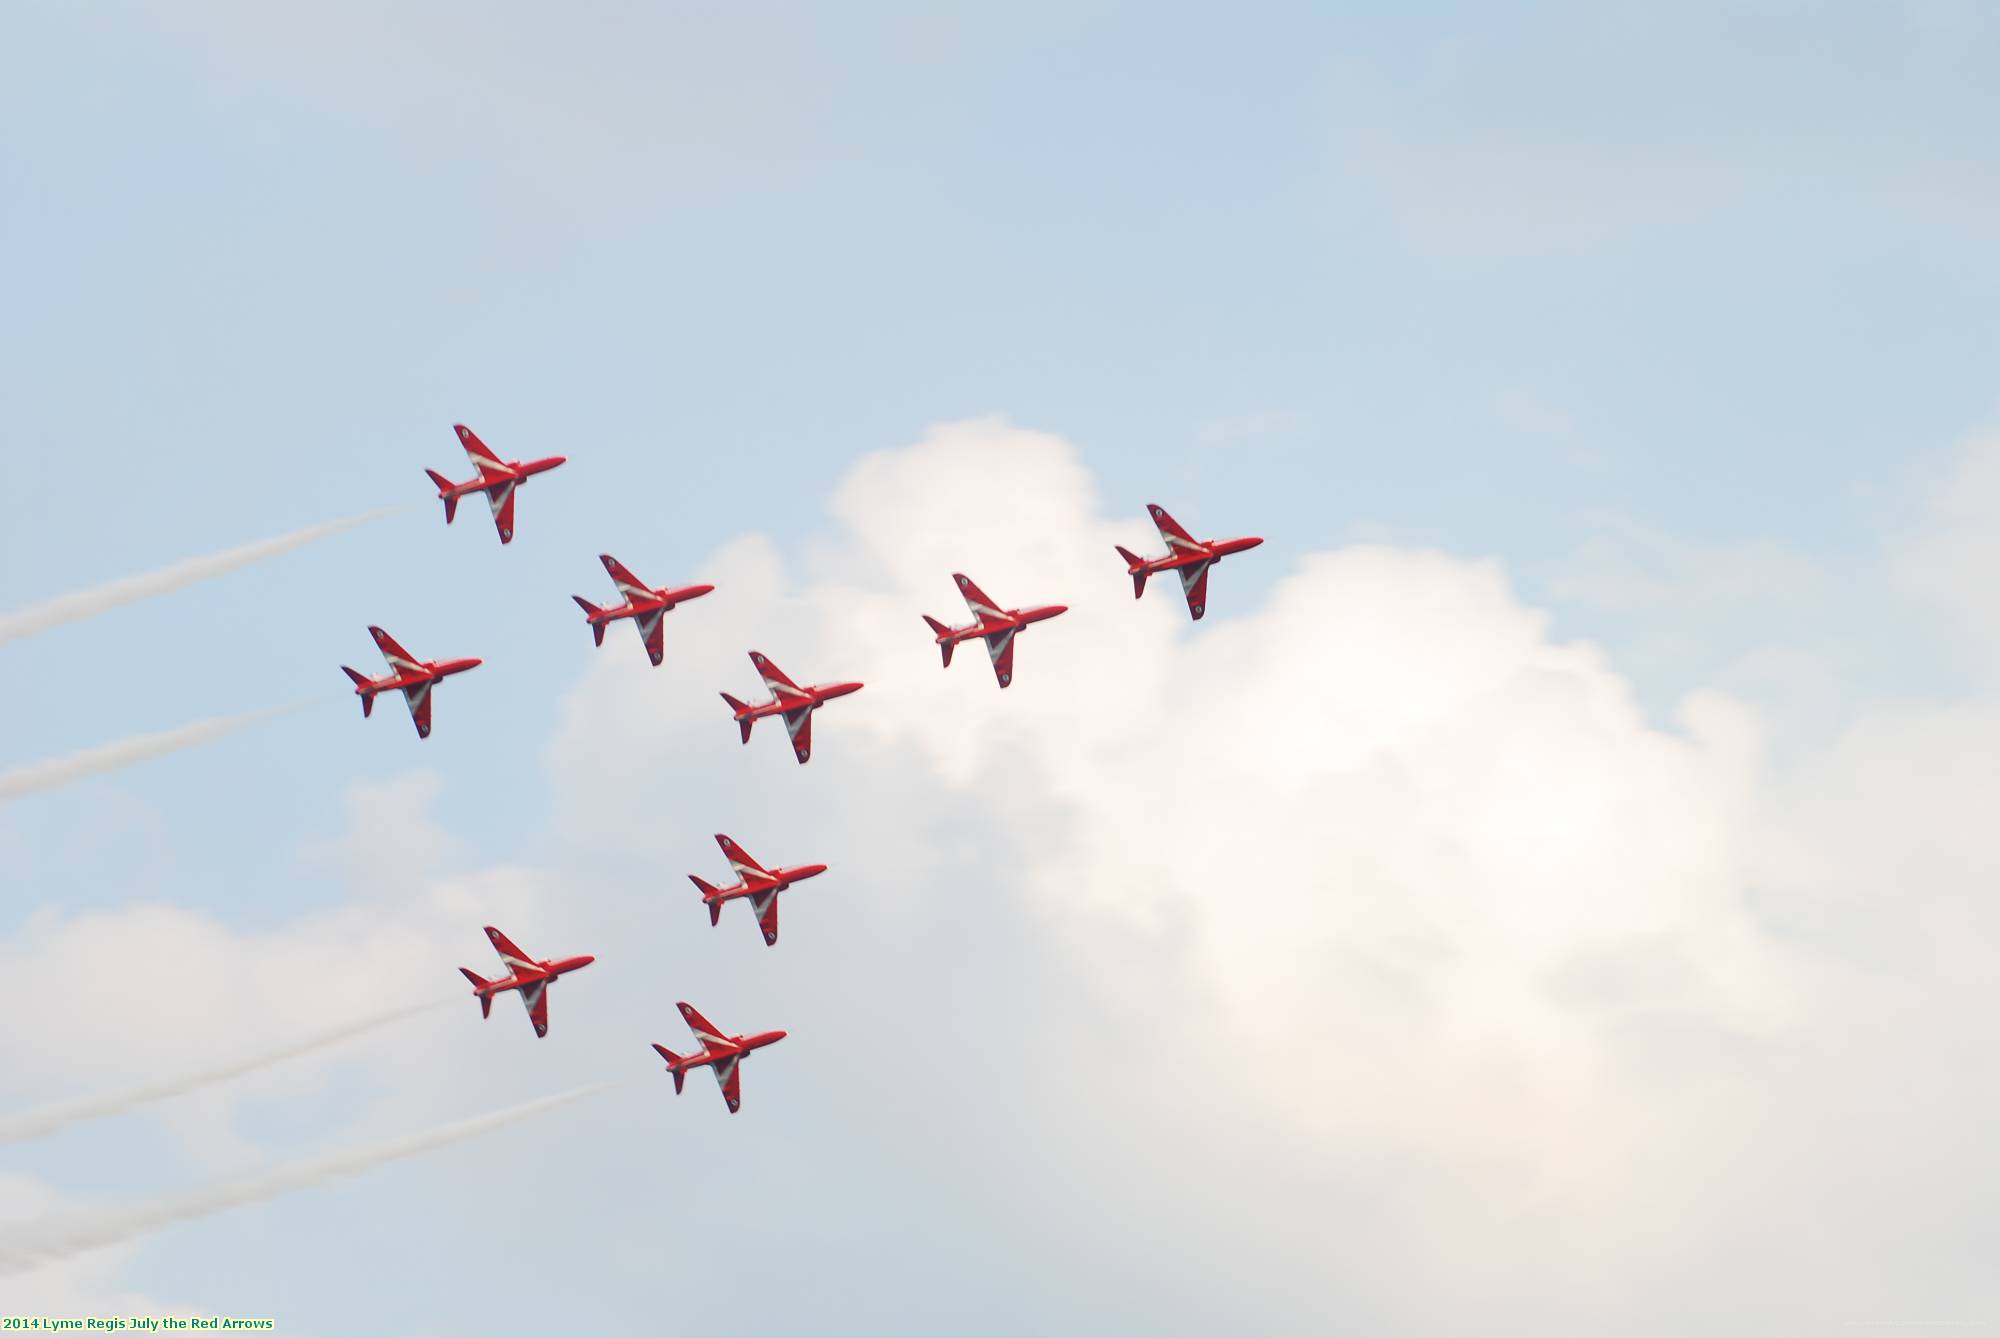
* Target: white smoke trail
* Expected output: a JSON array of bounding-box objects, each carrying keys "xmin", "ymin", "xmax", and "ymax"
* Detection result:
[
  {"xmin": 0, "ymin": 999, "xmax": 450, "ymax": 1145},
  {"xmin": 0, "ymin": 508, "xmax": 400, "ymax": 645},
  {"xmin": 0, "ymin": 1081, "xmax": 624, "ymax": 1275},
  {"xmin": 0, "ymin": 704, "xmax": 305, "ymax": 803}
]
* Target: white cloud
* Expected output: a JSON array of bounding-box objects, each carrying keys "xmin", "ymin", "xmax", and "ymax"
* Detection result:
[
  {"xmin": 12, "ymin": 419, "xmax": 2000, "ymax": 1332},
  {"xmin": 1898, "ymin": 432, "xmax": 2000, "ymax": 665},
  {"xmin": 538, "ymin": 418, "xmax": 1878, "ymax": 1327},
  {"xmin": 0, "ymin": 1174, "xmax": 182, "ymax": 1321},
  {"xmin": 0, "ymin": 773, "xmax": 555, "ymax": 1168}
]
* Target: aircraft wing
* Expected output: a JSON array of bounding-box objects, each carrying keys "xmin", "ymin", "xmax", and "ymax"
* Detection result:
[
  {"xmin": 635, "ymin": 610, "xmax": 664, "ymax": 667},
  {"xmin": 713, "ymin": 1053, "xmax": 743, "ymax": 1112},
  {"xmin": 370, "ymin": 626, "xmax": 422, "ymax": 675},
  {"xmin": 1148, "ymin": 503, "xmax": 1201, "ymax": 555},
  {"xmin": 1179, "ymin": 560, "xmax": 1212, "ymax": 621},
  {"xmin": 716, "ymin": 834, "xmax": 769, "ymax": 880},
  {"xmin": 751, "ymin": 652, "xmax": 807, "ymax": 702},
  {"xmin": 782, "ymin": 707, "xmax": 813, "ymax": 764},
  {"xmin": 520, "ymin": 979, "xmax": 549, "ymax": 1038},
  {"xmin": 953, "ymin": 573, "xmax": 1003, "ymax": 623},
  {"xmin": 402, "ymin": 681, "xmax": 434, "ymax": 739},
  {"xmin": 485, "ymin": 926, "xmax": 539, "ymax": 976},
  {"xmin": 678, "ymin": 1001, "xmax": 727, "ymax": 1049},
  {"xmin": 600, "ymin": 554, "xmax": 652, "ymax": 603},
  {"xmin": 487, "ymin": 480, "xmax": 518, "ymax": 544},
  {"xmin": 984, "ymin": 627, "xmax": 1017, "ymax": 688},
  {"xmin": 456, "ymin": 424, "xmax": 509, "ymax": 480},
  {"xmin": 750, "ymin": 890, "xmax": 779, "ymax": 946}
]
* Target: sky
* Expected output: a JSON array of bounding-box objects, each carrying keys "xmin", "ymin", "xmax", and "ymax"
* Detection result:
[{"xmin": 2, "ymin": 2, "xmax": 1998, "ymax": 1333}]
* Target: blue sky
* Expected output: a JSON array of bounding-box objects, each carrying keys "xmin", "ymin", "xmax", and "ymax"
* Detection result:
[{"xmin": 4, "ymin": 4, "xmax": 1999, "ymax": 1333}]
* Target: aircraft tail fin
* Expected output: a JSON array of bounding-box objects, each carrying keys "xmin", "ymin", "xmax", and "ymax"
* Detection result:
[
  {"xmin": 426, "ymin": 469, "xmax": 459, "ymax": 524},
  {"xmin": 690, "ymin": 875, "xmax": 724, "ymax": 925},
  {"xmin": 572, "ymin": 596, "xmax": 606, "ymax": 645},
  {"xmin": 720, "ymin": 693, "xmax": 753, "ymax": 743},
  {"xmin": 921, "ymin": 615, "xmax": 955, "ymax": 667},
  {"xmin": 652, "ymin": 1043, "xmax": 688, "ymax": 1094},
  {"xmin": 340, "ymin": 667, "xmax": 376, "ymax": 716},
  {"xmin": 459, "ymin": 968, "xmax": 493, "ymax": 1018},
  {"xmin": 1115, "ymin": 546, "xmax": 1149, "ymax": 598}
]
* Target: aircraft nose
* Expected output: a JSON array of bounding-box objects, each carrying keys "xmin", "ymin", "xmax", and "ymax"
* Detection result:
[{"xmin": 573, "ymin": 955, "xmax": 596, "ymax": 969}]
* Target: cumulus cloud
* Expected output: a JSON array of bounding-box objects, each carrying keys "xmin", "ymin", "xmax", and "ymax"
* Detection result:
[
  {"xmin": 0, "ymin": 773, "xmax": 557, "ymax": 1163},
  {"xmin": 14, "ymin": 419, "xmax": 2000, "ymax": 1333},
  {"xmin": 1898, "ymin": 431, "xmax": 2000, "ymax": 665},
  {"xmin": 537, "ymin": 418, "xmax": 1896, "ymax": 1330},
  {"xmin": 0, "ymin": 1175, "xmax": 176, "ymax": 1318}
]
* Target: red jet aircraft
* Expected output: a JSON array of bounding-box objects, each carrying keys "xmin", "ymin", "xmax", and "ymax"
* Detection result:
[
  {"xmin": 921, "ymin": 573, "xmax": 1067, "ymax": 689},
  {"xmin": 689, "ymin": 833, "xmax": 828, "ymax": 946},
  {"xmin": 425, "ymin": 424, "xmax": 566, "ymax": 544},
  {"xmin": 1114, "ymin": 503, "xmax": 1264, "ymax": 620},
  {"xmin": 340, "ymin": 626, "xmax": 481, "ymax": 739},
  {"xmin": 458, "ymin": 926, "xmax": 595, "ymax": 1039},
  {"xmin": 719, "ymin": 651, "xmax": 863, "ymax": 764},
  {"xmin": 572, "ymin": 554, "xmax": 715, "ymax": 667},
  {"xmin": 651, "ymin": 1001, "xmax": 786, "ymax": 1113}
]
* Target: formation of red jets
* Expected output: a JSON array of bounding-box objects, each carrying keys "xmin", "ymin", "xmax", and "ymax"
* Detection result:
[{"xmin": 356, "ymin": 424, "xmax": 1260, "ymax": 1111}]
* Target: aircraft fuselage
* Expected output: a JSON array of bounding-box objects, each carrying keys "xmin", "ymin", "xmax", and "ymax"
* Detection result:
[
  {"xmin": 704, "ymin": 864, "xmax": 828, "ymax": 905},
  {"xmin": 436, "ymin": 454, "xmax": 567, "ymax": 498}
]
